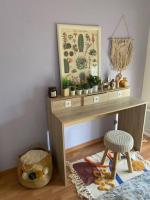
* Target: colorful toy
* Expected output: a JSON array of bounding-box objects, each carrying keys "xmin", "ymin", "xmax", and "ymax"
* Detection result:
[{"xmin": 18, "ymin": 149, "xmax": 52, "ymax": 189}]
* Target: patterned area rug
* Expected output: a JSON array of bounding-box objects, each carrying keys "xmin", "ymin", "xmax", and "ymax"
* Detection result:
[{"xmin": 66, "ymin": 151, "xmax": 150, "ymax": 200}]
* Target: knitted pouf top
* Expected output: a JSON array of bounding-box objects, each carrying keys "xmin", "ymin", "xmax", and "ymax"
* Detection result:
[{"xmin": 104, "ymin": 130, "xmax": 134, "ymax": 153}]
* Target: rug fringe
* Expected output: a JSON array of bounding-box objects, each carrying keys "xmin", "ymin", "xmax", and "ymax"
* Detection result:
[
  {"xmin": 66, "ymin": 151, "xmax": 150, "ymax": 200},
  {"xmin": 66, "ymin": 161, "xmax": 93, "ymax": 200}
]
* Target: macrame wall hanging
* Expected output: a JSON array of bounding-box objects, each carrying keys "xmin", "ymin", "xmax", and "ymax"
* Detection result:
[{"xmin": 109, "ymin": 15, "xmax": 133, "ymax": 73}]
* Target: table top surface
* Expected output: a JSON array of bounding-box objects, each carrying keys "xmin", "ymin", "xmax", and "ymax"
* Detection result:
[{"xmin": 53, "ymin": 97, "xmax": 147, "ymax": 126}]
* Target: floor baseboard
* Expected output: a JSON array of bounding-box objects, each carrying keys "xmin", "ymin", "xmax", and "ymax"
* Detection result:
[
  {"xmin": 65, "ymin": 137, "xmax": 103, "ymax": 154},
  {"xmin": 144, "ymin": 131, "xmax": 150, "ymax": 137},
  {"xmin": 0, "ymin": 138, "xmax": 103, "ymax": 175},
  {"xmin": 0, "ymin": 167, "xmax": 16, "ymax": 176}
]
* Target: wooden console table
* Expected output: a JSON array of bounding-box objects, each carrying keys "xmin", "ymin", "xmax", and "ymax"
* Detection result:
[{"xmin": 48, "ymin": 89, "xmax": 147, "ymax": 185}]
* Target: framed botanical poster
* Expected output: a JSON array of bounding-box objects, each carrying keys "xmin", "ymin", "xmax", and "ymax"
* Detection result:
[{"xmin": 57, "ymin": 24, "xmax": 101, "ymax": 86}]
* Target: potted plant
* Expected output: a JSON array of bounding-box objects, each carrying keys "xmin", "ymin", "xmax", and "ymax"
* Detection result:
[
  {"xmin": 83, "ymin": 83, "xmax": 89, "ymax": 95},
  {"xmin": 87, "ymin": 75, "xmax": 101, "ymax": 93},
  {"xmin": 76, "ymin": 84, "xmax": 83, "ymax": 95},
  {"xmin": 70, "ymin": 86, "xmax": 76, "ymax": 96},
  {"xmin": 62, "ymin": 78, "xmax": 70, "ymax": 97}
]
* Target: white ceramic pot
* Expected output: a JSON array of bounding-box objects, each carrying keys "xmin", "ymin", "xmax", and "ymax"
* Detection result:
[
  {"xmin": 93, "ymin": 85, "xmax": 98, "ymax": 93},
  {"xmin": 76, "ymin": 89, "xmax": 82, "ymax": 95},
  {"xmin": 84, "ymin": 89, "xmax": 88, "ymax": 95},
  {"xmin": 70, "ymin": 90, "xmax": 75, "ymax": 96},
  {"xmin": 88, "ymin": 88, "xmax": 93, "ymax": 94}
]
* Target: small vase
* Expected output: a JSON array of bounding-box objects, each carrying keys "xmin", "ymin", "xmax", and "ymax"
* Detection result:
[
  {"xmin": 119, "ymin": 77, "xmax": 128, "ymax": 88},
  {"xmin": 93, "ymin": 85, "xmax": 98, "ymax": 93},
  {"xmin": 76, "ymin": 89, "xmax": 82, "ymax": 95},
  {"xmin": 88, "ymin": 88, "xmax": 93, "ymax": 94},
  {"xmin": 84, "ymin": 89, "xmax": 88, "ymax": 95},
  {"xmin": 63, "ymin": 88, "xmax": 69, "ymax": 97},
  {"xmin": 70, "ymin": 90, "xmax": 75, "ymax": 96}
]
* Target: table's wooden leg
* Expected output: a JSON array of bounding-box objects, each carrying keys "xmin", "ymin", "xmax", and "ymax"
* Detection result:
[
  {"xmin": 48, "ymin": 112, "xmax": 66, "ymax": 185},
  {"xmin": 118, "ymin": 104, "xmax": 146, "ymax": 152}
]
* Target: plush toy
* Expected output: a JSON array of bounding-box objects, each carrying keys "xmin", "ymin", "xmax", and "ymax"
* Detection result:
[
  {"xmin": 18, "ymin": 149, "xmax": 52, "ymax": 189},
  {"xmin": 93, "ymin": 169, "xmax": 115, "ymax": 191}
]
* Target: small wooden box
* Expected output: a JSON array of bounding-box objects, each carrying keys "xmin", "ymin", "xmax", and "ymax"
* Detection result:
[
  {"xmin": 108, "ymin": 88, "xmax": 130, "ymax": 100},
  {"xmin": 83, "ymin": 93, "xmax": 109, "ymax": 106},
  {"xmin": 83, "ymin": 88, "xmax": 130, "ymax": 106},
  {"xmin": 50, "ymin": 97, "xmax": 82, "ymax": 112}
]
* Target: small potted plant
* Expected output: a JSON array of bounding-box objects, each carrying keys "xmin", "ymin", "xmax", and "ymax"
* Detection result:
[
  {"xmin": 70, "ymin": 86, "xmax": 76, "ymax": 96},
  {"xmin": 76, "ymin": 84, "xmax": 83, "ymax": 95},
  {"xmin": 62, "ymin": 78, "xmax": 70, "ymax": 97},
  {"xmin": 83, "ymin": 83, "xmax": 89, "ymax": 95},
  {"xmin": 87, "ymin": 75, "xmax": 101, "ymax": 93}
]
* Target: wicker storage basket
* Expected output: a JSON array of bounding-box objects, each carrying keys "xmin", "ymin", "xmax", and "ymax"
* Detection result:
[{"xmin": 18, "ymin": 149, "xmax": 52, "ymax": 189}]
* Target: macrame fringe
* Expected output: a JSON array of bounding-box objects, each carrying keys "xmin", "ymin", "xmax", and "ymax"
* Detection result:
[
  {"xmin": 66, "ymin": 161, "xmax": 93, "ymax": 200},
  {"xmin": 110, "ymin": 38, "xmax": 133, "ymax": 72}
]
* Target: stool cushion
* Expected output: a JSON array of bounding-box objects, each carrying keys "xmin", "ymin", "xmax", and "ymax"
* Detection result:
[{"xmin": 104, "ymin": 130, "xmax": 134, "ymax": 153}]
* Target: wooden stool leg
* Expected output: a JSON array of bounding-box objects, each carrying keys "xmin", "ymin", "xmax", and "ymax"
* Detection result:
[
  {"xmin": 111, "ymin": 152, "xmax": 118, "ymax": 179},
  {"xmin": 126, "ymin": 152, "xmax": 133, "ymax": 172},
  {"xmin": 118, "ymin": 153, "xmax": 121, "ymax": 160},
  {"xmin": 101, "ymin": 149, "xmax": 108, "ymax": 164}
]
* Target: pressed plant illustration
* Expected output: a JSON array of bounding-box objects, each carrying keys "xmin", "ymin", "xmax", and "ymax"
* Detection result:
[{"xmin": 58, "ymin": 25, "xmax": 100, "ymax": 85}]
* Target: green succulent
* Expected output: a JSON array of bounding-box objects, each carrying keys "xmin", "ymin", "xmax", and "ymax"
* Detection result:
[
  {"xmin": 78, "ymin": 34, "xmax": 84, "ymax": 52},
  {"xmin": 87, "ymin": 75, "xmax": 101, "ymax": 86},
  {"xmin": 64, "ymin": 51, "xmax": 68, "ymax": 57},
  {"xmin": 76, "ymin": 57, "xmax": 87, "ymax": 70},
  {"xmin": 64, "ymin": 58, "xmax": 69, "ymax": 73},
  {"xmin": 89, "ymin": 49, "xmax": 96, "ymax": 56},
  {"xmin": 76, "ymin": 84, "xmax": 83, "ymax": 90},
  {"xmin": 62, "ymin": 78, "xmax": 71, "ymax": 89},
  {"xmin": 64, "ymin": 43, "xmax": 71, "ymax": 49},
  {"xmin": 70, "ymin": 86, "xmax": 76, "ymax": 91},
  {"xmin": 82, "ymin": 83, "xmax": 89, "ymax": 89}
]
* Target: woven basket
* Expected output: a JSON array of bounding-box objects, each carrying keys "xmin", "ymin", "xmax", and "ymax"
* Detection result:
[{"xmin": 17, "ymin": 149, "xmax": 52, "ymax": 189}]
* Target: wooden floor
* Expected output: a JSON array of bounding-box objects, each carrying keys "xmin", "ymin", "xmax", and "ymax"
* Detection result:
[{"xmin": 0, "ymin": 137, "xmax": 150, "ymax": 200}]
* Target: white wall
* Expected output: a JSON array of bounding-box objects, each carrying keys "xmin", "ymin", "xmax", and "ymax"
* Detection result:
[
  {"xmin": 142, "ymin": 28, "xmax": 150, "ymax": 133},
  {"xmin": 142, "ymin": 29, "xmax": 150, "ymax": 106},
  {"xmin": 0, "ymin": 0, "xmax": 150, "ymax": 171}
]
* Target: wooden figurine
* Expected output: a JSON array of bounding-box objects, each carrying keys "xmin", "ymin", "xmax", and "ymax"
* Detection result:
[{"xmin": 115, "ymin": 73, "xmax": 122, "ymax": 88}]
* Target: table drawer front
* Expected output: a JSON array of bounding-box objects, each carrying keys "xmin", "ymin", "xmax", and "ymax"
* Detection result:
[
  {"xmin": 83, "ymin": 96, "xmax": 93, "ymax": 106},
  {"xmin": 52, "ymin": 97, "xmax": 82, "ymax": 111},
  {"xmin": 121, "ymin": 88, "xmax": 130, "ymax": 97},
  {"xmin": 83, "ymin": 93, "xmax": 109, "ymax": 106},
  {"xmin": 99, "ymin": 93, "xmax": 109, "ymax": 103},
  {"xmin": 108, "ymin": 88, "xmax": 130, "ymax": 100}
]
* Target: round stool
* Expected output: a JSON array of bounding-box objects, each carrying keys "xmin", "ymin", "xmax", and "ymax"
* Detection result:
[{"xmin": 101, "ymin": 130, "xmax": 134, "ymax": 179}]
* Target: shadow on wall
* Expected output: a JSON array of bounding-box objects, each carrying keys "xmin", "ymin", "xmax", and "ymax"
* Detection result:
[{"xmin": 0, "ymin": 86, "xmax": 49, "ymax": 171}]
